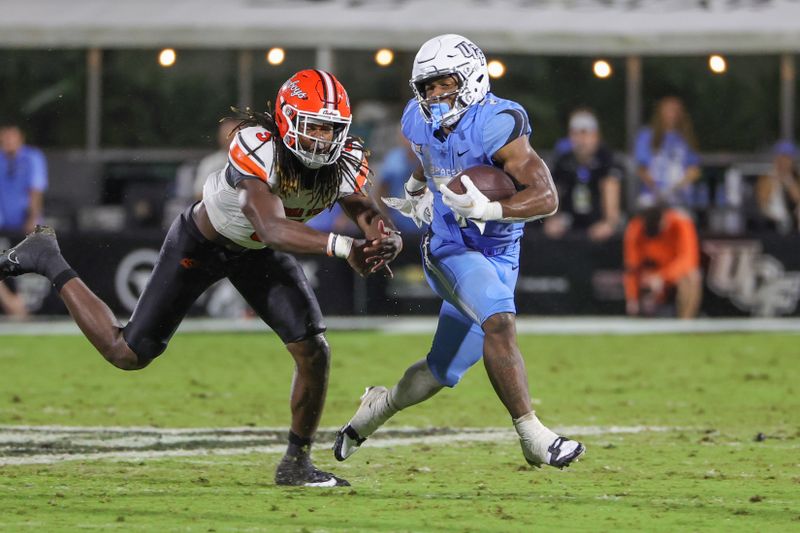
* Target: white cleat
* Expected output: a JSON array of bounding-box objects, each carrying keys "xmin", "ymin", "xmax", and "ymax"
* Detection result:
[
  {"xmin": 520, "ymin": 435, "xmax": 586, "ymax": 469},
  {"xmin": 333, "ymin": 386, "xmax": 390, "ymax": 461}
]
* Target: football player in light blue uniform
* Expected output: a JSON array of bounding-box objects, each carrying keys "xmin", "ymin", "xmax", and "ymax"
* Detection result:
[{"xmin": 335, "ymin": 35, "xmax": 585, "ymax": 469}]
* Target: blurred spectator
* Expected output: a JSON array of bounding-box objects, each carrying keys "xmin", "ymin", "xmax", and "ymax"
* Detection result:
[
  {"xmin": 552, "ymin": 135, "xmax": 572, "ymax": 159},
  {"xmin": 0, "ymin": 122, "xmax": 48, "ymax": 233},
  {"xmin": 754, "ymin": 139, "xmax": 800, "ymax": 234},
  {"xmin": 544, "ymin": 109, "xmax": 623, "ymax": 242},
  {"xmin": 0, "ymin": 281, "xmax": 27, "ymax": 318},
  {"xmin": 0, "ymin": 121, "xmax": 46, "ymax": 319},
  {"xmin": 164, "ymin": 118, "xmax": 240, "ymax": 228},
  {"xmin": 634, "ymin": 96, "xmax": 701, "ymax": 208},
  {"xmin": 374, "ymin": 132, "xmax": 424, "ymax": 235},
  {"xmin": 623, "ymin": 203, "xmax": 702, "ymax": 319},
  {"xmin": 193, "ymin": 117, "xmax": 240, "ymax": 200}
]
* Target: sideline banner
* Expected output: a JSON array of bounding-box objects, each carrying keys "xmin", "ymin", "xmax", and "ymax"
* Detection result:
[{"xmin": 3, "ymin": 231, "xmax": 798, "ymax": 318}]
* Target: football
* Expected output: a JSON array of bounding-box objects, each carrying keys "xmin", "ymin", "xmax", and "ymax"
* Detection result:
[{"xmin": 446, "ymin": 165, "xmax": 518, "ymax": 201}]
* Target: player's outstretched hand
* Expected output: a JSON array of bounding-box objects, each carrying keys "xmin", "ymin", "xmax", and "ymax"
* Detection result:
[
  {"xmin": 363, "ymin": 220, "xmax": 403, "ymax": 278},
  {"xmin": 346, "ymin": 239, "xmax": 373, "ymax": 277}
]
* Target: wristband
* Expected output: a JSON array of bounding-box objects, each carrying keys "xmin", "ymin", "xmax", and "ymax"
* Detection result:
[
  {"xmin": 327, "ymin": 233, "xmax": 354, "ymax": 259},
  {"xmin": 405, "ymin": 175, "xmax": 427, "ymax": 196},
  {"xmin": 484, "ymin": 201, "xmax": 503, "ymax": 221},
  {"xmin": 326, "ymin": 233, "xmax": 335, "ymax": 257}
]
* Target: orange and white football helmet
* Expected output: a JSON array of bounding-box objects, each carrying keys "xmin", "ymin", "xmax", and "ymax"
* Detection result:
[{"xmin": 275, "ymin": 69, "xmax": 352, "ymax": 169}]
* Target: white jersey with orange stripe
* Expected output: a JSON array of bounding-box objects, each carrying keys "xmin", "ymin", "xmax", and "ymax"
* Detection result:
[{"xmin": 202, "ymin": 125, "xmax": 368, "ymax": 250}]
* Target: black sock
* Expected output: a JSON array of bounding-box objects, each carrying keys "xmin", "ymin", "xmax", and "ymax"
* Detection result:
[
  {"xmin": 286, "ymin": 431, "xmax": 312, "ymax": 458},
  {"xmin": 52, "ymin": 268, "xmax": 78, "ymax": 292},
  {"xmin": 41, "ymin": 254, "xmax": 73, "ymax": 284}
]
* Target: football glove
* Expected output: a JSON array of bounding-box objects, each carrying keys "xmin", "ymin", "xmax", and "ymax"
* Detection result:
[
  {"xmin": 440, "ymin": 175, "xmax": 503, "ymax": 233},
  {"xmin": 382, "ymin": 187, "xmax": 433, "ymax": 228}
]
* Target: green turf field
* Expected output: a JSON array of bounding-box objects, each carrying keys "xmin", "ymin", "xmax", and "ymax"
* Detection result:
[{"xmin": 0, "ymin": 331, "xmax": 798, "ymax": 531}]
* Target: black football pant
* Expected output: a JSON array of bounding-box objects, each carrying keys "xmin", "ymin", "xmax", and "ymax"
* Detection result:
[{"xmin": 122, "ymin": 205, "xmax": 326, "ymax": 364}]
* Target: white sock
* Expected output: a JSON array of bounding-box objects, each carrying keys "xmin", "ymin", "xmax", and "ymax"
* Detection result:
[
  {"xmin": 350, "ymin": 359, "xmax": 443, "ymax": 438},
  {"xmin": 513, "ymin": 411, "xmax": 558, "ymax": 462},
  {"xmin": 389, "ymin": 358, "xmax": 443, "ymax": 410},
  {"xmin": 350, "ymin": 388, "xmax": 397, "ymax": 438}
]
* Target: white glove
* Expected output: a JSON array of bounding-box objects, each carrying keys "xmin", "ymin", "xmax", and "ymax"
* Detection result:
[
  {"xmin": 382, "ymin": 187, "xmax": 433, "ymax": 228},
  {"xmin": 440, "ymin": 175, "xmax": 503, "ymax": 233}
]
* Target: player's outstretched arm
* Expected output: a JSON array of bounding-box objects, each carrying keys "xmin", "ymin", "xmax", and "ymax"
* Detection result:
[
  {"xmin": 339, "ymin": 193, "xmax": 403, "ymax": 275},
  {"xmin": 493, "ymin": 136, "xmax": 559, "ymax": 221},
  {"xmin": 339, "ymin": 192, "xmax": 399, "ymax": 240},
  {"xmin": 237, "ymin": 179, "xmax": 373, "ymax": 276},
  {"xmin": 238, "ymin": 178, "xmax": 330, "ymax": 254}
]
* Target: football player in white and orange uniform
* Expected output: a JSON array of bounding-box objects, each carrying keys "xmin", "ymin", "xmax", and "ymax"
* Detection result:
[{"xmin": 0, "ymin": 69, "xmax": 402, "ymax": 487}]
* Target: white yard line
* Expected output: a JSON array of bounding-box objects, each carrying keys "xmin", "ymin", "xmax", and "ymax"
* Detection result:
[
  {"xmin": 0, "ymin": 316, "xmax": 797, "ymax": 336},
  {"xmin": 0, "ymin": 424, "xmax": 679, "ymax": 466}
]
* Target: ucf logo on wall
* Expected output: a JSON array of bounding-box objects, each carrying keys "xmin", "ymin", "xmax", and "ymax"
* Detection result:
[{"xmin": 703, "ymin": 240, "xmax": 800, "ymax": 317}]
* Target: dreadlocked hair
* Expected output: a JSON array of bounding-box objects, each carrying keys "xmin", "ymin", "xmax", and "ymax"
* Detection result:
[{"xmin": 229, "ymin": 105, "xmax": 371, "ymax": 210}]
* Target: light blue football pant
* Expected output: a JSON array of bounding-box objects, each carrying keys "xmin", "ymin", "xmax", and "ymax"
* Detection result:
[{"xmin": 421, "ymin": 232, "xmax": 521, "ymax": 387}]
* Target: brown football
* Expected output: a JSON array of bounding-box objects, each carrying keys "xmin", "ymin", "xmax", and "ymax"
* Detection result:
[{"xmin": 446, "ymin": 165, "xmax": 517, "ymax": 201}]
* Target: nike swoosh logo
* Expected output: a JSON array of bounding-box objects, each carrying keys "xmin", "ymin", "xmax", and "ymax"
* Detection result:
[
  {"xmin": 7, "ymin": 250, "xmax": 19, "ymax": 265},
  {"xmin": 303, "ymin": 478, "xmax": 339, "ymax": 487},
  {"xmin": 457, "ymin": 149, "xmax": 469, "ymax": 157},
  {"xmin": 511, "ymin": 264, "xmax": 519, "ymax": 270}
]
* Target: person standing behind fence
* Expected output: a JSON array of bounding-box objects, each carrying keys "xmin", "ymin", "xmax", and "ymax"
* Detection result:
[
  {"xmin": 634, "ymin": 97, "xmax": 701, "ymax": 208},
  {"xmin": 545, "ymin": 109, "xmax": 623, "ymax": 242},
  {"xmin": 0, "ymin": 122, "xmax": 48, "ymax": 234},
  {"xmin": 754, "ymin": 139, "xmax": 800, "ymax": 234},
  {"xmin": 0, "ymin": 122, "xmax": 47, "ymax": 318}
]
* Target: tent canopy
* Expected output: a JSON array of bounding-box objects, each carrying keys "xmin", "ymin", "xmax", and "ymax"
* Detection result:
[{"xmin": 3, "ymin": 0, "xmax": 800, "ymax": 54}]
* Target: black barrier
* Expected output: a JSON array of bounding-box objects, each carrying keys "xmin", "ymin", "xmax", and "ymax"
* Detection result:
[{"xmin": 3, "ymin": 230, "xmax": 799, "ymax": 318}]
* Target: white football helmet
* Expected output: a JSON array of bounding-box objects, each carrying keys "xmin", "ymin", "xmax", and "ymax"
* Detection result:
[{"xmin": 409, "ymin": 34, "xmax": 490, "ymax": 128}]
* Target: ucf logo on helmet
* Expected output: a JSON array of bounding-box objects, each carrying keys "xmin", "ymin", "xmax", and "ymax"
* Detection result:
[{"xmin": 454, "ymin": 41, "xmax": 486, "ymax": 65}]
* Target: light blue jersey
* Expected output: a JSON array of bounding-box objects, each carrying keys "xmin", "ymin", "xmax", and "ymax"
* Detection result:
[
  {"xmin": 401, "ymin": 93, "xmax": 530, "ymax": 250},
  {"xmin": 401, "ymin": 93, "xmax": 532, "ymax": 387}
]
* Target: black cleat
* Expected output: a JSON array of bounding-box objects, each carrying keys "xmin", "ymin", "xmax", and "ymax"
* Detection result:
[
  {"xmin": 274, "ymin": 454, "xmax": 350, "ymax": 487},
  {"xmin": 0, "ymin": 225, "xmax": 61, "ymax": 281}
]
